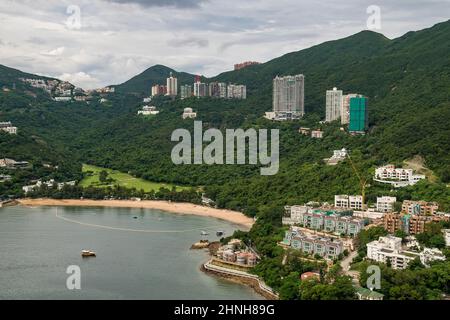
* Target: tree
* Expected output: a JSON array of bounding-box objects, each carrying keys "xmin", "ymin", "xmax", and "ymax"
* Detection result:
[
  {"xmin": 99, "ymin": 170, "xmax": 108, "ymax": 183},
  {"xmin": 279, "ymin": 272, "xmax": 300, "ymax": 300}
]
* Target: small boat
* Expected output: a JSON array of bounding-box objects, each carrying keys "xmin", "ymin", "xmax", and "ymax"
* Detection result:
[
  {"xmin": 200, "ymin": 231, "xmax": 209, "ymax": 236},
  {"xmin": 216, "ymin": 230, "xmax": 225, "ymax": 237},
  {"xmin": 133, "ymin": 216, "xmax": 138, "ymax": 219},
  {"xmin": 81, "ymin": 250, "xmax": 96, "ymax": 257}
]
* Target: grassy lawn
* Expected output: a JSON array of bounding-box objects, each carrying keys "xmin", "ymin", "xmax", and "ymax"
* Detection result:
[{"xmin": 80, "ymin": 164, "xmax": 190, "ymax": 192}]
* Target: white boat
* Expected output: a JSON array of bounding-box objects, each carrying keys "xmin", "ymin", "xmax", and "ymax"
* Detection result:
[
  {"xmin": 81, "ymin": 250, "xmax": 96, "ymax": 257},
  {"xmin": 200, "ymin": 231, "xmax": 209, "ymax": 236}
]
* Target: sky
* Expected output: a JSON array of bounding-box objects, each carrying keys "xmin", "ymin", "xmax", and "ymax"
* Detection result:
[{"xmin": 0, "ymin": 0, "xmax": 448, "ymax": 89}]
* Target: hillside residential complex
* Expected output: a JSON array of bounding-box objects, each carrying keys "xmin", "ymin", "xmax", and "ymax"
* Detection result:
[
  {"xmin": 325, "ymin": 87, "xmax": 343, "ymax": 122},
  {"xmin": 215, "ymin": 239, "xmax": 258, "ymax": 266},
  {"xmin": 234, "ymin": 61, "xmax": 260, "ymax": 70},
  {"xmin": 376, "ymin": 196, "xmax": 397, "ymax": 212},
  {"xmin": 265, "ymin": 74, "xmax": 304, "ymax": 121},
  {"xmin": 374, "ymin": 164, "xmax": 426, "ymax": 187},
  {"xmin": 283, "ymin": 205, "xmax": 365, "ymax": 236},
  {"xmin": 334, "ymin": 195, "xmax": 363, "ymax": 210},
  {"xmin": 137, "ymin": 106, "xmax": 159, "ymax": 115},
  {"xmin": 383, "ymin": 212, "xmax": 448, "ymax": 235},
  {"xmin": 0, "ymin": 122, "xmax": 17, "ymax": 134},
  {"xmin": 402, "ymin": 200, "xmax": 439, "ymax": 215},
  {"xmin": 282, "ymin": 226, "xmax": 343, "ymax": 260},
  {"xmin": 227, "ymin": 84, "xmax": 246, "ymax": 99},
  {"xmin": 22, "ymin": 179, "xmax": 76, "ymax": 194},
  {"xmin": 324, "ymin": 148, "xmax": 348, "ymax": 165},
  {"xmin": 367, "ymin": 236, "xmax": 445, "ymax": 269},
  {"xmin": 151, "ymin": 84, "xmax": 167, "ymax": 96}
]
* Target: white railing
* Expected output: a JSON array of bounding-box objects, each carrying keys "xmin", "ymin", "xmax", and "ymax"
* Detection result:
[{"xmin": 203, "ymin": 260, "xmax": 278, "ymax": 298}]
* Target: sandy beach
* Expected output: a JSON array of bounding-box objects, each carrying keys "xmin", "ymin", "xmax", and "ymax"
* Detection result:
[{"xmin": 18, "ymin": 198, "xmax": 254, "ymax": 230}]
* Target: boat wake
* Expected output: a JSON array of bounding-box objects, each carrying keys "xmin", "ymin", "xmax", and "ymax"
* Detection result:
[{"xmin": 54, "ymin": 208, "xmax": 225, "ymax": 233}]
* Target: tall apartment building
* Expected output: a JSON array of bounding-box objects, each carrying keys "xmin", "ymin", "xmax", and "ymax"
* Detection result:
[
  {"xmin": 341, "ymin": 94, "xmax": 360, "ymax": 124},
  {"xmin": 227, "ymin": 84, "xmax": 247, "ymax": 99},
  {"xmin": 270, "ymin": 74, "xmax": 304, "ymax": 120},
  {"xmin": 348, "ymin": 96, "xmax": 368, "ymax": 132},
  {"xmin": 402, "ymin": 200, "xmax": 439, "ymax": 215},
  {"xmin": 334, "ymin": 195, "xmax": 363, "ymax": 210},
  {"xmin": 349, "ymin": 96, "xmax": 368, "ymax": 133},
  {"xmin": 325, "ymin": 87, "xmax": 343, "ymax": 122},
  {"xmin": 218, "ymin": 82, "xmax": 227, "ymax": 98},
  {"xmin": 377, "ymin": 196, "xmax": 397, "ymax": 213},
  {"xmin": 180, "ymin": 84, "xmax": 192, "ymax": 99},
  {"xmin": 166, "ymin": 72, "xmax": 178, "ymax": 96},
  {"xmin": 193, "ymin": 81, "xmax": 207, "ymax": 97},
  {"xmin": 208, "ymin": 82, "xmax": 220, "ymax": 98},
  {"xmin": 151, "ymin": 84, "xmax": 167, "ymax": 96}
]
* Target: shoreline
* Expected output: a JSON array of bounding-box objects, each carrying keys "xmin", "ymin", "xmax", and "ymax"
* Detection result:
[
  {"xmin": 17, "ymin": 198, "xmax": 254, "ymax": 230},
  {"xmin": 200, "ymin": 260, "xmax": 278, "ymax": 300}
]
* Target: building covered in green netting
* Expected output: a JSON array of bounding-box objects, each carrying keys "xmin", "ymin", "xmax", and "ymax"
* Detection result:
[{"xmin": 349, "ymin": 96, "xmax": 368, "ymax": 134}]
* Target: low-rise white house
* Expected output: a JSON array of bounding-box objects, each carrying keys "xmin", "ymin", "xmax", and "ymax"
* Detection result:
[
  {"xmin": 376, "ymin": 196, "xmax": 397, "ymax": 213},
  {"xmin": 138, "ymin": 105, "xmax": 159, "ymax": 115},
  {"xmin": 0, "ymin": 158, "xmax": 29, "ymax": 168},
  {"xmin": 367, "ymin": 235, "xmax": 446, "ymax": 269},
  {"xmin": 325, "ymin": 148, "xmax": 348, "ymax": 165},
  {"xmin": 420, "ymin": 248, "xmax": 446, "ymax": 267},
  {"xmin": 443, "ymin": 229, "xmax": 450, "ymax": 247},
  {"xmin": 334, "ymin": 195, "xmax": 363, "ymax": 210},
  {"xmin": 0, "ymin": 122, "xmax": 17, "ymax": 134},
  {"xmin": 374, "ymin": 165, "xmax": 425, "ymax": 187},
  {"xmin": 54, "ymin": 96, "xmax": 72, "ymax": 102},
  {"xmin": 0, "ymin": 174, "xmax": 12, "ymax": 182},
  {"xmin": 311, "ymin": 130, "xmax": 323, "ymax": 139},
  {"xmin": 22, "ymin": 180, "xmax": 76, "ymax": 193},
  {"xmin": 182, "ymin": 107, "xmax": 197, "ymax": 119},
  {"xmin": 367, "ymin": 236, "xmax": 416, "ymax": 269}
]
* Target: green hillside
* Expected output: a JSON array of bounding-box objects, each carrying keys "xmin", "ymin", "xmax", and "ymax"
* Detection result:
[
  {"xmin": 1, "ymin": 21, "xmax": 449, "ymax": 207},
  {"xmin": 113, "ymin": 64, "xmax": 197, "ymax": 95}
]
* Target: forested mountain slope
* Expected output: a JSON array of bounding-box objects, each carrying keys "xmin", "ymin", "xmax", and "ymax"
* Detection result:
[{"xmin": 1, "ymin": 20, "xmax": 449, "ymax": 210}]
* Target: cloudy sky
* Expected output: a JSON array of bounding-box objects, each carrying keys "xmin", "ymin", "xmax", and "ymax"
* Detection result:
[{"xmin": 0, "ymin": 0, "xmax": 448, "ymax": 89}]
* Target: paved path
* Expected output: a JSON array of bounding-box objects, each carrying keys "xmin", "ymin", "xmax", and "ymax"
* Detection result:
[{"xmin": 340, "ymin": 250, "xmax": 360, "ymax": 284}]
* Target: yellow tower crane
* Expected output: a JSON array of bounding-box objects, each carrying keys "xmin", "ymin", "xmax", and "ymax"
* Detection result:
[{"xmin": 347, "ymin": 153, "xmax": 367, "ymax": 208}]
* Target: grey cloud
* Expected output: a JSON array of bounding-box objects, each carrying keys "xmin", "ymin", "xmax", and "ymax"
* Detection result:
[
  {"xmin": 102, "ymin": 0, "xmax": 206, "ymax": 8},
  {"xmin": 167, "ymin": 37, "xmax": 209, "ymax": 48},
  {"xmin": 27, "ymin": 37, "xmax": 47, "ymax": 45},
  {"xmin": 219, "ymin": 31, "xmax": 319, "ymax": 52},
  {"xmin": 0, "ymin": 0, "xmax": 448, "ymax": 89}
]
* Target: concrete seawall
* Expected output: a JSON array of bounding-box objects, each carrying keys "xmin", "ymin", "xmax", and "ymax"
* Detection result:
[{"xmin": 201, "ymin": 259, "xmax": 279, "ymax": 300}]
